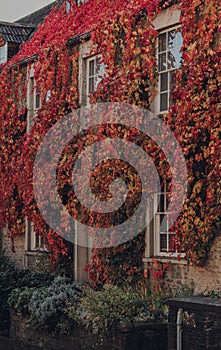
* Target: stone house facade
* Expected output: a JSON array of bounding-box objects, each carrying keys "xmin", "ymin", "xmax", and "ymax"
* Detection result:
[{"xmin": 0, "ymin": 0, "xmax": 220, "ymax": 293}]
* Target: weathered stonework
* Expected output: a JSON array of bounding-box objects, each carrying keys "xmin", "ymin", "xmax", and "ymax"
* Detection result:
[
  {"xmin": 0, "ymin": 228, "xmax": 25, "ymax": 270},
  {"xmin": 1, "ymin": 228, "xmax": 221, "ymax": 292},
  {"xmin": 143, "ymin": 232, "xmax": 221, "ymax": 293},
  {"xmin": 166, "ymin": 232, "xmax": 221, "ymax": 293}
]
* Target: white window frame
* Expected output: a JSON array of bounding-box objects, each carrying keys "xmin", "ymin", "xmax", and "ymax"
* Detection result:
[
  {"xmin": 25, "ymin": 218, "xmax": 48, "ymax": 252},
  {"xmin": 77, "ymin": 0, "xmax": 87, "ymax": 5},
  {"xmin": 154, "ymin": 182, "xmax": 185, "ymax": 258},
  {"xmin": 66, "ymin": 1, "xmax": 71, "ymax": 13},
  {"xmin": 86, "ymin": 55, "xmax": 105, "ymax": 105},
  {"xmin": 27, "ymin": 65, "xmax": 41, "ymax": 132},
  {"xmin": 0, "ymin": 42, "xmax": 7, "ymax": 64},
  {"xmin": 151, "ymin": 7, "xmax": 182, "ymax": 116},
  {"xmin": 143, "ymin": 8, "xmax": 186, "ymax": 264},
  {"xmin": 34, "ymin": 84, "xmax": 41, "ymax": 111},
  {"xmin": 155, "ymin": 25, "xmax": 182, "ymax": 115}
]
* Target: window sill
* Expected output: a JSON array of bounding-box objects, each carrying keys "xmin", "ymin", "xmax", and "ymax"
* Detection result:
[
  {"xmin": 25, "ymin": 249, "xmax": 49, "ymax": 255},
  {"xmin": 143, "ymin": 255, "xmax": 187, "ymax": 265}
]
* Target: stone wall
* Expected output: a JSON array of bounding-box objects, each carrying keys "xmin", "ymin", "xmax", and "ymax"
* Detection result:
[
  {"xmin": 0, "ymin": 228, "xmax": 25, "ymax": 269},
  {"xmin": 166, "ymin": 232, "xmax": 221, "ymax": 293},
  {"xmin": 1, "ymin": 226, "xmax": 221, "ymax": 293},
  {"xmin": 144, "ymin": 231, "xmax": 221, "ymax": 294},
  {"xmin": 10, "ymin": 310, "xmax": 167, "ymax": 350},
  {"xmin": 168, "ymin": 296, "xmax": 221, "ymax": 350}
]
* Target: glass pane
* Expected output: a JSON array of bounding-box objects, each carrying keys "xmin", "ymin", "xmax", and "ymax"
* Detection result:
[
  {"xmin": 156, "ymin": 194, "xmax": 162, "ymax": 212},
  {"xmin": 166, "ymin": 192, "xmax": 170, "ymax": 209},
  {"xmin": 169, "ymin": 70, "xmax": 176, "ymax": 108},
  {"xmin": 159, "ymin": 33, "xmax": 166, "ymax": 52},
  {"xmin": 95, "ymin": 57, "xmax": 102, "ymax": 74},
  {"xmin": 158, "ymin": 53, "xmax": 166, "ymax": 72},
  {"xmin": 35, "ymin": 95, "xmax": 40, "ymax": 109},
  {"xmin": 167, "ymin": 50, "xmax": 176, "ymax": 69},
  {"xmin": 168, "ymin": 30, "xmax": 176, "ymax": 49},
  {"xmin": 35, "ymin": 88, "xmax": 40, "ymax": 109},
  {"xmin": 36, "ymin": 234, "xmax": 40, "ymax": 248},
  {"xmin": 89, "ymin": 77, "xmax": 94, "ymax": 93},
  {"xmin": 160, "ymin": 72, "xmax": 168, "ymax": 92},
  {"xmin": 169, "ymin": 70, "xmax": 176, "ymax": 90},
  {"xmin": 89, "ymin": 60, "xmax": 94, "ymax": 77},
  {"xmin": 160, "ymin": 193, "xmax": 165, "ymax": 212},
  {"xmin": 160, "ymin": 214, "xmax": 167, "ymax": 232},
  {"xmin": 160, "ymin": 92, "xmax": 168, "ymax": 111},
  {"xmin": 160, "ymin": 234, "xmax": 167, "ymax": 252},
  {"xmin": 176, "ymin": 30, "xmax": 183, "ymax": 48},
  {"xmin": 175, "ymin": 49, "xmax": 182, "ymax": 68}
]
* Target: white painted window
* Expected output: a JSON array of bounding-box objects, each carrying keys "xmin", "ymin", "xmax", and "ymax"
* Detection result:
[
  {"xmin": 0, "ymin": 43, "xmax": 7, "ymax": 64},
  {"xmin": 66, "ymin": 1, "xmax": 71, "ymax": 13},
  {"xmin": 86, "ymin": 55, "xmax": 105, "ymax": 105},
  {"xmin": 77, "ymin": 0, "xmax": 88, "ymax": 4},
  {"xmin": 25, "ymin": 219, "xmax": 48, "ymax": 252},
  {"xmin": 154, "ymin": 182, "xmax": 172, "ymax": 255},
  {"xmin": 157, "ymin": 27, "xmax": 182, "ymax": 114},
  {"xmin": 154, "ymin": 182, "xmax": 185, "ymax": 257},
  {"xmin": 27, "ymin": 73, "xmax": 41, "ymax": 132},
  {"xmin": 32, "ymin": 79, "xmax": 41, "ymax": 111},
  {"xmin": 46, "ymin": 89, "xmax": 51, "ymax": 102}
]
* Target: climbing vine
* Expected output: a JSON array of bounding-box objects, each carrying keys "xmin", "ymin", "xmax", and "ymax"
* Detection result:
[{"xmin": 0, "ymin": 0, "xmax": 220, "ymax": 282}]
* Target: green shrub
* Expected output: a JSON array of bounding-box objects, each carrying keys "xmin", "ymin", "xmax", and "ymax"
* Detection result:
[
  {"xmin": 0, "ymin": 255, "xmax": 53, "ymax": 317},
  {"xmin": 27, "ymin": 276, "xmax": 83, "ymax": 332},
  {"xmin": 8, "ymin": 287, "xmax": 37, "ymax": 315},
  {"xmin": 67, "ymin": 284, "xmax": 169, "ymax": 335}
]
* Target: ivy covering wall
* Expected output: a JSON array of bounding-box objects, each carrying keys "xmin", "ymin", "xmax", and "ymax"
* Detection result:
[{"xmin": 0, "ymin": 0, "xmax": 220, "ymax": 285}]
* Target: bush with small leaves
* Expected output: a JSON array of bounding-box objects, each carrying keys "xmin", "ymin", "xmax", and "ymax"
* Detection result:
[
  {"xmin": 67, "ymin": 284, "xmax": 169, "ymax": 335},
  {"xmin": 28, "ymin": 276, "xmax": 83, "ymax": 332}
]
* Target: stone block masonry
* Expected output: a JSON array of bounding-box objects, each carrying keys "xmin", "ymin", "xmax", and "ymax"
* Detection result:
[{"xmin": 168, "ymin": 296, "xmax": 221, "ymax": 350}]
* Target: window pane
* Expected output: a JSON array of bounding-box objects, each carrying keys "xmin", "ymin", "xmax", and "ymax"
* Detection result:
[
  {"xmin": 160, "ymin": 214, "xmax": 167, "ymax": 232},
  {"xmin": 160, "ymin": 234, "xmax": 167, "ymax": 252},
  {"xmin": 166, "ymin": 192, "xmax": 170, "ymax": 209},
  {"xmin": 35, "ymin": 88, "xmax": 40, "ymax": 109},
  {"xmin": 87, "ymin": 56, "xmax": 105, "ymax": 98},
  {"xmin": 89, "ymin": 60, "xmax": 94, "ymax": 77},
  {"xmin": 167, "ymin": 50, "xmax": 177, "ymax": 69},
  {"xmin": 35, "ymin": 95, "xmax": 40, "ymax": 109},
  {"xmin": 89, "ymin": 77, "xmax": 94, "ymax": 93},
  {"xmin": 169, "ymin": 70, "xmax": 176, "ymax": 107},
  {"xmin": 176, "ymin": 49, "xmax": 182, "ymax": 68},
  {"xmin": 159, "ymin": 33, "xmax": 166, "ymax": 52},
  {"xmin": 95, "ymin": 59, "xmax": 104, "ymax": 90},
  {"xmin": 168, "ymin": 30, "xmax": 176, "ymax": 49},
  {"xmin": 95, "ymin": 57, "xmax": 102, "ymax": 74},
  {"xmin": 158, "ymin": 53, "xmax": 166, "ymax": 72},
  {"xmin": 160, "ymin": 72, "xmax": 168, "ymax": 92},
  {"xmin": 157, "ymin": 194, "xmax": 164, "ymax": 212},
  {"xmin": 176, "ymin": 30, "xmax": 183, "ymax": 48},
  {"xmin": 160, "ymin": 92, "xmax": 168, "ymax": 111},
  {"xmin": 0, "ymin": 46, "xmax": 6, "ymax": 63},
  {"xmin": 160, "ymin": 193, "xmax": 165, "ymax": 212},
  {"xmin": 169, "ymin": 70, "xmax": 176, "ymax": 90}
]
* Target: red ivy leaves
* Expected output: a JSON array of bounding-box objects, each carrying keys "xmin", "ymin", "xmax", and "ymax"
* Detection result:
[{"xmin": 0, "ymin": 0, "xmax": 220, "ymax": 283}]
